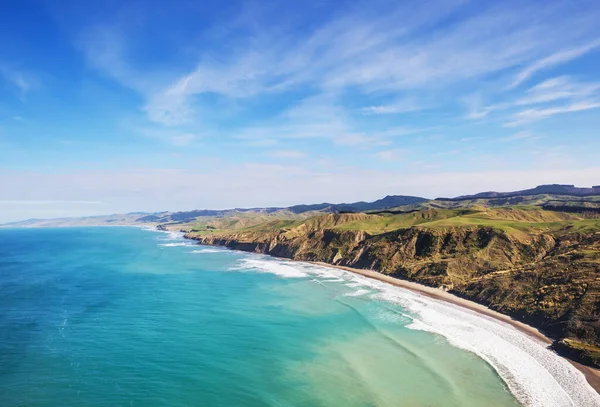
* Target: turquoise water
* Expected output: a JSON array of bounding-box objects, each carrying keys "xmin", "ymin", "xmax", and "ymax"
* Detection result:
[{"xmin": 0, "ymin": 227, "xmax": 524, "ymax": 406}]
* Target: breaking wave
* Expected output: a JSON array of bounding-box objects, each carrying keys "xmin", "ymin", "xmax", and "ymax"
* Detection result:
[
  {"xmin": 159, "ymin": 242, "xmax": 193, "ymax": 247},
  {"xmin": 190, "ymin": 248, "xmax": 227, "ymax": 254},
  {"xmin": 160, "ymin": 231, "xmax": 185, "ymax": 241}
]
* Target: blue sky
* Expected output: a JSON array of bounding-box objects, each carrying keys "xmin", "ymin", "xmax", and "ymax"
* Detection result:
[{"xmin": 1, "ymin": 0, "xmax": 600, "ymax": 221}]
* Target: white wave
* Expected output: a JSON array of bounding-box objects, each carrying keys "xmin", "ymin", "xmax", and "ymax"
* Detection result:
[
  {"xmin": 159, "ymin": 242, "xmax": 192, "ymax": 247},
  {"xmin": 190, "ymin": 248, "xmax": 224, "ymax": 254},
  {"xmin": 317, "ymin": 277, "xmax": 345, "ymax": 282},
  {"xmin": 140, "ymin": 226, "xmax": 161, "ymax": 232},
  {"xmin": 345, "ymin": 288, "xmax": 371, "ymax": 297},
  {"xmin": 231, "ymin": 258, "xmax": 310, "ymax": 278},
  {"xmin": 161, "ymin": 231, "xmax": 185, "ymax": 241},
  {"xmin": 230, "ymin": 257, "xmax": 600, "ymax": 407},
  {"xmin": 345, "ymin": 281, "xmax": 369, "ymax": 288}
]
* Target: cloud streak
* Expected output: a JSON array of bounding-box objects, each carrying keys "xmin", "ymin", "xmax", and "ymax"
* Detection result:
[
  {"xmin": 511, "ymin": 39, "xmax": 600, "ymax": 88},
  {"xmin": 506, "ymin": 101, "xmax": 600, "ymax": 127},
  {"xmin": 0, "ymin": 67, "xmax": 34, "ymax": 98}
]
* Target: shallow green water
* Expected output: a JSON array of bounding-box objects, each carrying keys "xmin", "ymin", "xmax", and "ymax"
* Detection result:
[{"xmin": 0, "ymin": 227, "xmax": 522, "ymax": 406}]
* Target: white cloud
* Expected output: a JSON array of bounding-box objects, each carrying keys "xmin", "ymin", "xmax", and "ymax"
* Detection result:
[
  {"xmin": 232, "ymin": 94, "xmax": 372, "ymax": 146},
  {"xmin": 79, "ymin": 27, "xmax": 132, "ymax": 85},
  {"xmin": 464, "ymin": 75, "xmax": 600, "ymax": 125},
  {"xmin": 229, "ymin": 91, "xmax": 426, "ymax": 148},
  {"xmin": 499, "ymin": 131, "xmax": 540, "ymax": 142},
  {"xmin": 511, "ymin": 39, "xmax": 600, "ymax": 88},
  {"xmin": 361, "ymin": 100, "xmax": 424, "ymax": 115},
  {"xmin": 462, "ymin": 93, "xmax": 501, "ymax": 119},
  {"xmin": 506, "ymin": 101, "xmax": 600, "ymax": 126},
  {"xmin": 0, "ymin": 67, "xmax": 35, "ymax": 97},
  {"xmin": 516, "ymin": 76, "xmax": 600, "ymax": 105}
]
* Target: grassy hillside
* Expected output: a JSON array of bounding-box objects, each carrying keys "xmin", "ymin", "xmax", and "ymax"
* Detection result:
[
  {"xmin": 179, "ymin": 210, "xmax": 320, "ymax": 235},
  {"xmin": 419, "ymin": 193, "xmax": 600, "ymax": 210},
  {"xmin": 191, "ymin": 206, "xmax": 600, "ymax": 239}
]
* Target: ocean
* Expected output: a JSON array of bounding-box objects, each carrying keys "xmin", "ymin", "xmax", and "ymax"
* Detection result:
[{"xmin": 0, "ymin": 227, "xmax": 597, "ymax": 407}]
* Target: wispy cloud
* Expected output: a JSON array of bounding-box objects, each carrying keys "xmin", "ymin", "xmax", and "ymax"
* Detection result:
[
  {"xmin": 511, "ymin": 39, "xmax": 600, "ymax": 88},
  {"xmin": 516, "ymin": 76, "xmax": 600, "ymax": 105},
  {"xmin": 0, "ymin": 67, "xmax": 34, "ymax": 98},
  {"xmin": 506, "ymin": 101, "xmax": 600, "ymax": 127},
  {"xmin": 464, "ymin": 75, "xmax": 600, "ymax": 126},
  {"xmin": 462, "ymin": 93, "xmax": 501, "ymax": 119},
  {"xmin": 361, "ymin": 100, "xmax": 424, "ymax": 115},
  {"xmin": 230, "ymin": 94, "xmax": 414, "ymax": 147},
  {"xmin": 78, "ymin": 26, "xmax": 143, "ymax": 91},
  {"xmin": 499, "ymin": 131, "xmax": 540, "ymax": 142}
]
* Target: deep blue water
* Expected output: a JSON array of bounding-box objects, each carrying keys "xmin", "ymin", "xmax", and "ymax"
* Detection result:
[{"xmin": 0, "ymin": 227, "xmax": 524, "ymax": 406}]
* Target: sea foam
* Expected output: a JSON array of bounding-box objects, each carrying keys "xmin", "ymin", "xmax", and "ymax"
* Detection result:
[
  {"xmin": 162, "ymin": 231, "xmax": 185, "ymax": 241},
  {"xmin": 159, "ymin": 242, "xmax": 192, "ymax": 247},
  {"xmin": 344, "ymin": 288, "xmax": 371, "ymax": 297},
  {"xmin": 190, "ymin": 248, "xmax": 226, "ymax": 254},
  {"xmin": 152, "ymin": 229, "xmax": 186, "ymax": 241},
  {"xmin": 231, "ymin": 258, "xmax": 310, "ymax": 278},
  {"xmin": 234, "ymin": 257, "xmax": 600, "ymax": 407}
]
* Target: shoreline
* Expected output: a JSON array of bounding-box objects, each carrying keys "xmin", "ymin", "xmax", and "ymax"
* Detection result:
[
  {"xmin": 308, "ymin": 260, "xmax": 600, "ymax": 394},
  {"xmin": 179, "ymin": 229, "xmax": 600, "ymax": 397}
]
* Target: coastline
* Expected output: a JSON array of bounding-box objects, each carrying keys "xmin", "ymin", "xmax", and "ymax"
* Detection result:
[
  {"xmin": 179, "ymin": 228, "xmax": 600, "ymax": 399},
  {"xmin": 308, "ymin": 260, "xmax": 600, "ymax": 394}
]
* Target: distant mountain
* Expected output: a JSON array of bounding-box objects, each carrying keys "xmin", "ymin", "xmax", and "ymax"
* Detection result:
[
  {"xmin": 141, "ymin": 195, "xmax": 428, "ymax": 223},
  {"xmin": 441, "ymin": 184, "xmax": 600, "ymax": 201},
  {"xmin": 287, "ymin": 195, "xmax": 428, "ymax": 214}
]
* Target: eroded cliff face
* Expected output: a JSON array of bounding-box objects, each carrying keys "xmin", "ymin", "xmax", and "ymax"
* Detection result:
[{"xmin": 186, "ymin": 226, "xmax": 600, "ymax": 367}]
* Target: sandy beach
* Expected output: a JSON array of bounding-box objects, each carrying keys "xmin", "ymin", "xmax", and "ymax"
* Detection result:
[{"xmin": 310, "ymin": 261, "xmax": 600, "ymax": 394}]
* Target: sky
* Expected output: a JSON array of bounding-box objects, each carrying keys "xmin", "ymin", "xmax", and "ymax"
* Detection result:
[{"xmin": 1, "ymin": 0, "xmax": 600, "ymax": 222}]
